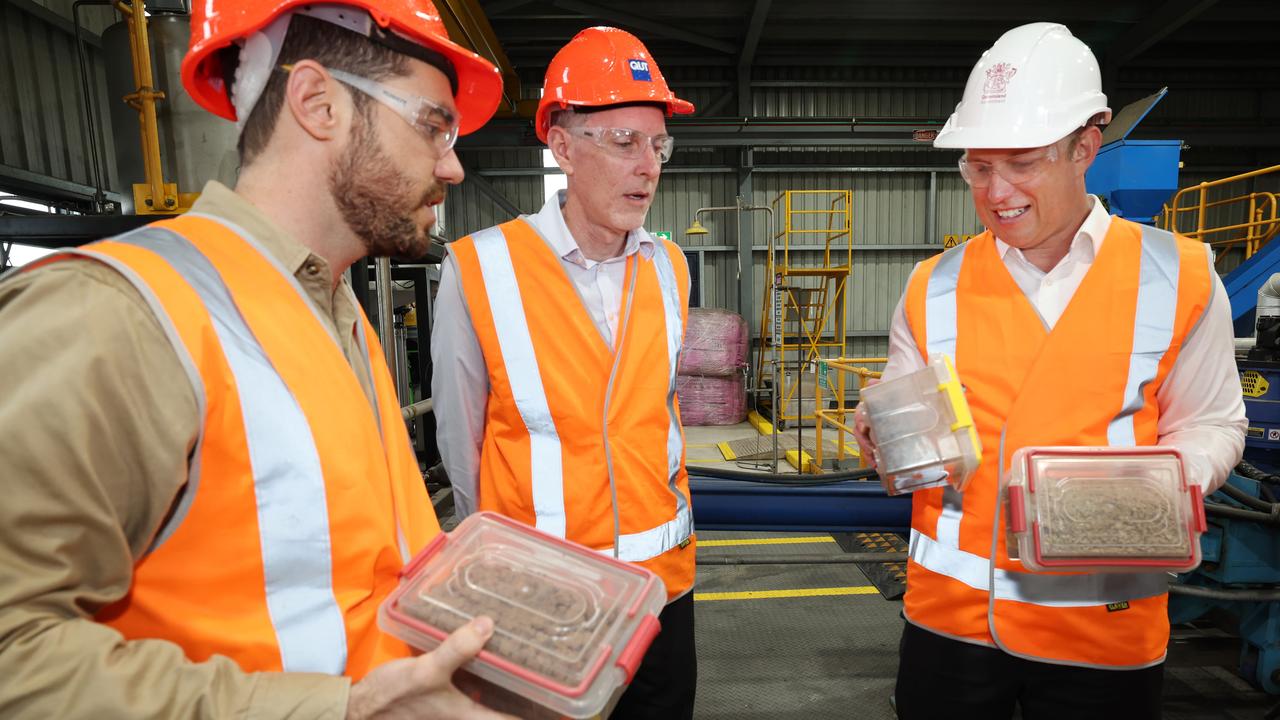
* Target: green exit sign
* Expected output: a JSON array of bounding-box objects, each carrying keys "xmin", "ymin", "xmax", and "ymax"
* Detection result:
[{"xmin": 653, "ymin": 231, "xmax": 672, "ymax": 241}]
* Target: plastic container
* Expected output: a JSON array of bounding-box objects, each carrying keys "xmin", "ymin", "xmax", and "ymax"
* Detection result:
[
  {"xmin": 379, "ymin": 512, "xmax": 667, "ymax": 719},
  {"xmin": 1005, "ymin": 446, "xmax": 1206, "ymax": 573},
  {"xmin": 860, "ymin": 354, "xmax": 982, "ymax": 495}
]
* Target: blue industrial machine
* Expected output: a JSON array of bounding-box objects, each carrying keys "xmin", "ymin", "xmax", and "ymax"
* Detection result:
[
  {"xmin": 1174, "ymin": 338, "xmax": 1280, "ymax": 695},
  {"xmin": 1084, "ymin": 88, "xmax": 1180, "ymax": 224}
]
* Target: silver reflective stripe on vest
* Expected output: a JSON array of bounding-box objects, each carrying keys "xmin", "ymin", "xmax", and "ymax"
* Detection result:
[
  {"xmin": 610, "ymin": 507, "xmax": 694, "ymax": 562},
  {"xmin": 1107, "ymin": 225, "xmax": 1181, "ymax": 447},
  {"xmin": 910, "ymin": 529, "xmax": 1168, "ymax": 607},
  {"xmin": 614, "ymin": 245, "xmax": 692, "ymax": 562},
  {"xmin": 924, "ymin": 242, "xmax": 968, "ymax": 360},
  {"xmin": 471, "ymin": 226, "xmax": 566, "ymax": 537},
  {"xmin": 118, "ymin": 228, "xmax": 347, "ymax": 675},
  {"xmin": 924, "ymin": 243, "xmax": 969, "ymax": 549}
]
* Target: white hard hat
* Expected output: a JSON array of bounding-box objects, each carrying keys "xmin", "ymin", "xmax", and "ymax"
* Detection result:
[{"xmin": 934, "ymin": 22, "xmax": 1112, "ymax": 149}]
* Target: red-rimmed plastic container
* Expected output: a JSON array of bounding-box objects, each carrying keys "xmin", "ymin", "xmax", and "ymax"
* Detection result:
[
  {"xmin": 1005, "ymin": 446, "xmax": 1206, "ymax": 573},
  {"xmin": 379, "ymin": 512, "xmax": 666, "ymax": 719}
]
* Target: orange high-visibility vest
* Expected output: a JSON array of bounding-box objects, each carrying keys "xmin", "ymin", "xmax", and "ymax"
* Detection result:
[
  {"xmin": 901, "ymin": 218, "xmax": 1212, "ymax": 668},
  {"xmin": 449, "ymin": 219, "xmax": 695, "ymax": 600},
  {"xmin": 25, "ymin": 214, "xmax": 439, "ymax": 679}
]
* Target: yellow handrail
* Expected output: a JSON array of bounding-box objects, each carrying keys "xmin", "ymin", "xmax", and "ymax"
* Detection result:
[
  {"xmin": 1160, "ymin": 165, "xmax": 1280, "ymax": 265},
  {"xmin": 811, "ymin": 358, "xmax": 886, "ymax": 474}
]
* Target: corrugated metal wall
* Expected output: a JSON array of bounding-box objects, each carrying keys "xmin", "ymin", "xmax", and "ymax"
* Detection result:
[
  {"xmin": 646, "ymin": 170, "xmax": 738, "ymax": 310},
  {"xmin": 0, "ymin": 2, "xmax": 118, "ymax": 195},
  {"xmin": 445, "ymin": 149, "xmax": 543, "ymax": 239},
  {"xmin": 447, "ymin": 63, "xmax": 1279, "ymax": 372}
]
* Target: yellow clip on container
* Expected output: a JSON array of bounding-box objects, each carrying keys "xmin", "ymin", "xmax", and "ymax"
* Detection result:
[{"xmin": 860, "ymin": 354, "xmax": 982, "ymax": 495}]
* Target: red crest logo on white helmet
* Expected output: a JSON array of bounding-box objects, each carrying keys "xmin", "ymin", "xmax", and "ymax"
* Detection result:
[{"xmin": 982, "ymin": 63, "xmax": 1018, "ymax": 103}]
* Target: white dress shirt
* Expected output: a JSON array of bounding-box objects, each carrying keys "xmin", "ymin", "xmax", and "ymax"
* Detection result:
[
  {"xmin": 431, "ymin": 191, "xmax": 661, "ymax": 517},
  {"xmin": 881, "ymin": 197, "xmax": 1246, "ymax": 491}
]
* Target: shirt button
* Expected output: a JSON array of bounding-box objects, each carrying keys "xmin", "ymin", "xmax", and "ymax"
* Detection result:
[{"xmin": 305, "ymin": 262, "xmax": 320, "ymax": 276}]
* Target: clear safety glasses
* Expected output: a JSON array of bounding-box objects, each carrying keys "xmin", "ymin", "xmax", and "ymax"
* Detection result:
[
  {"xmin": 958, "ymin": 144, "xmax": 1061, "ymax": 189},
  {"xmin": 282, "ymin": 65, "xmax": 460, "ymax": 154},
  {"xmin": 565, "ymin": 127, "xmax": 675, "ymax": 164}
]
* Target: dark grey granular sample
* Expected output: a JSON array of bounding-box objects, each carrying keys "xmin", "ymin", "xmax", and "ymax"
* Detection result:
[{"xmin": 400, "ymin": 555, "xmax": 615, "ymax": 686}]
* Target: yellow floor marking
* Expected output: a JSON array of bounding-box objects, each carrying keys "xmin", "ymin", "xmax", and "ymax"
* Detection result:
[
  {"xmin": 695, "ymin": 586, "xmax": 879, "ymax": 601},
  {"xmin": 699, "ymin": 535, "xmax": 835, "ymax": 547},
  {"xmin": 716, "ymin": 441, "xmax": 737, "ymax": 460},
  {"xmin": 686, "ymin": 442, "xmax": 720, "ymax": 449}
]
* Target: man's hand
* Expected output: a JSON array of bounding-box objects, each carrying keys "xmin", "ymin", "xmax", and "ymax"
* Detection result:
[
  {"xmin": 851, "ymin": 379, "xmax": 882, "ymax": 471},
  {"xmin": 346, "ymin": 617, "xmax": 516, "ymax": 720}
]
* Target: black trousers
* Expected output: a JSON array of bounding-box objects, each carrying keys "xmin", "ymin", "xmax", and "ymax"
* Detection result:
[
  {"xmin": 895, "ymin": 621, "xmax": 1164, "ymax": 720},
  {"xmin": 611, "ymin": 592, "xmax": 697, "ymax": 720}
]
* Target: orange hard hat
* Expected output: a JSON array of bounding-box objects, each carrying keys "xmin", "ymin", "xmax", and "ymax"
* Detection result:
[
  {"xmin": 535, "ymin": 26, "xmax": 694, "ymax": 143},
  {"xmin": 181, "ymin": 0, "xmax": 503, "ymax": 135}
]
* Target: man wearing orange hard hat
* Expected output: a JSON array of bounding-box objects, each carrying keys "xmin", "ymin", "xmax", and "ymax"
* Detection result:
[
  {"xmin": 0, "ymin": 1, "xmax": 513, "ymax": 718},
  {"xmin": 432, "ymin": 26, "xmax": 698, "ymax": 719}
]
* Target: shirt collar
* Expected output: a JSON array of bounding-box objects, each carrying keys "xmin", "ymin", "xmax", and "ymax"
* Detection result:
[
  {"xmin": 995, "ymin": 195, "xmax": 1112, "ymax": 264},
  {"xmin": 189, "ymin": 180, "xmax": 315, "ymax": 276},
  {"xmin": 534, "ymin": 190, "xmax": 656, "ymax": 265}
]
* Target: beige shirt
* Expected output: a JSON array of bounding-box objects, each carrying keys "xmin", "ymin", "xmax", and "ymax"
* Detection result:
[{"xmin": 0, "ymin": 182, "xmax": 380, "ymax": 718}]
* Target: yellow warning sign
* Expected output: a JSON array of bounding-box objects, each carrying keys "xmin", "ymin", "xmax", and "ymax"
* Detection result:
[
  {"xmin": 1242, "ymin": 370, "xmax": 1270, "ymax": 398},
  {"xmin": 943, "ymin": 234, "xmax": 975, "ymax": 249}
]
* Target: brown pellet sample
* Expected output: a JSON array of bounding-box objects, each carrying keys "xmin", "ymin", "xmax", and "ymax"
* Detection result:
[{"xmin": 400, "ymin": 554, "xmax": 615, "ymax": 686}]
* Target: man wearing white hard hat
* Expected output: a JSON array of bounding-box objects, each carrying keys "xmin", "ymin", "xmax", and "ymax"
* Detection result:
[{"xmin": 852, "ymin": 22, "xmax": 1245, "ymax": 718}]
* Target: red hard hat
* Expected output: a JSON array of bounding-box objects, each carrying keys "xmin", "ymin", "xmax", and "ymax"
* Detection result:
[
  {"xmin": 535, "ymin": 26, "xmax": 694, "ymax": 143},
  {"xmin": 181, "ymin": 0, "xmax": 503, "ymax": 135}
]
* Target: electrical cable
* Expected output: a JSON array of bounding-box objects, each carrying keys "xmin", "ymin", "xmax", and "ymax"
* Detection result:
[
  {"xmin": 1204, "ymin": 501, "xmax": 1280, "ymax": 525},
  {"xmin": 1168, "ymin": 583, "xmax": 1280, "ymax": 602},
  {"xmin": 687, "ymin": 463, "xmax": 879, "ymax": 486},
  {"xmin": 1217, "ymin": 481, "xmax": 1280, "ymax": 514}
]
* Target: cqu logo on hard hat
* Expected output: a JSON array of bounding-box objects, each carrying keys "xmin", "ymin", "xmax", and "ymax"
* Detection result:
[
  {"xmin": 981, "ymin": 63, "xmax": 1017, "ymax": 103},
  {"xmin": 628, "ymin": 59, "xmax": 652, "ymax": 82}
]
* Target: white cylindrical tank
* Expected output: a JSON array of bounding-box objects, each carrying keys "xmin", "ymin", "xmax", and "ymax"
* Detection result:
[{"xmin": 103, "ymin": 13, "xmax": 239, "ymax": 211}]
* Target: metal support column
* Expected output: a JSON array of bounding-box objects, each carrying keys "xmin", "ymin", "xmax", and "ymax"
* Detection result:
[
  {"xmin": 927, "ymin": 171, "xmax": 938, "ymax": 245},
  {"xmin": 737, "ymin": 150, "xmax": 755, "ymax": 323},
  {"xmin": 374, "ymin": 257, "xmax": 397, "ymax": 393}
]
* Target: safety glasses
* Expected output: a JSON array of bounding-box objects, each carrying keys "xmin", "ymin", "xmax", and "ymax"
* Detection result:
[
  {"xmin": 958, "ymin": 144, "xmax": 1061, "ymax": 189},
  {"xmin": 281, "ymin": 65, "xmax": 460, "ymax": 153},
  {"xmin": 565, "ymin": 127, "xmax": 675, "ymax": 164}
]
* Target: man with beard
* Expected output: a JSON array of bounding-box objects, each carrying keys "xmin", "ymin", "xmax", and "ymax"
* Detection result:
[
  {"xmin": 0, "ymin": 2, "xmax": 514, "ymax": 718},
  {"xmin": 432, "ymin": 27, "xmax": 698, "ymax": 720}
]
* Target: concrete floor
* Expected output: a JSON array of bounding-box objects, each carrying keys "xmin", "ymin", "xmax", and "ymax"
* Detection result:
[{"xmin": 692, "ymin": 528, "xmax": 1277, "ymax": 720}]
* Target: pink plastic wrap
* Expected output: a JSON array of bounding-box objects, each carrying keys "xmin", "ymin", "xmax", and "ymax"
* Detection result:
[
  {"xmin": 677, "ymin": 373, "xmax": 746, "ymax": 426},
  {"xmin": 678, "ymin": 308, "xmax": 748, "ymax": 377}
]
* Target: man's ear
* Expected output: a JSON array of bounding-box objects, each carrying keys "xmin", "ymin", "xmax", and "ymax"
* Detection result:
[
  {"xmin": 1072, "ymin": 125, "xmax": 1103, "ymax": 170},
  {"xmin": 283, "ymin": 59, "xmax": 344, "ymax": 142},
  {"xmin": 546, "ymin": 125, "xmax": 575, "ymax": 176}
]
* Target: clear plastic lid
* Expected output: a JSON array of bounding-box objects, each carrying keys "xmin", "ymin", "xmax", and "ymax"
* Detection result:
[
  {"xmin": 379, "ymin": 512, "xmax": 667, "ymax": 719},
  {"xmin": 860, "ymin": 354, "xmax": 982, "ymax": 495},
  {"xmin": 1005, "ymin": 447, "xmax": 1206, "ymax": 572}
]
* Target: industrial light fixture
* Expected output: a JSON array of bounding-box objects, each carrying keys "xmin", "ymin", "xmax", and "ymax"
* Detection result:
[{"xmin": 685, "ymin": 219, "xmax": 709, "ymax": 236}]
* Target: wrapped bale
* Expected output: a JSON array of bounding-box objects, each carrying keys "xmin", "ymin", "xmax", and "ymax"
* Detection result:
[
  {"xmin": 679, "ymin": 308, "xmax": 747, "ymax": 377},
  {"xmin": 677, "ymin": 373, "xmax": 746, "ymax": 426}
]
